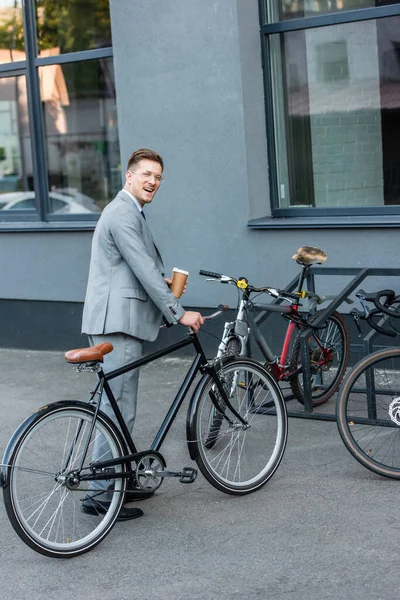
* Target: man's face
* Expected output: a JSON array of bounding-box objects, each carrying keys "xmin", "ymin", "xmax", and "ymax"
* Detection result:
[{"xmin": 124, "ymin": 159, "xmax": 163, "ymax": 207}]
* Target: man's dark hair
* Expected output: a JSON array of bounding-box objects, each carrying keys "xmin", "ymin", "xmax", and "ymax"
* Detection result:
[{"xmin": 127, "ymin": 148, "xmax": 164, "ymax": 172}]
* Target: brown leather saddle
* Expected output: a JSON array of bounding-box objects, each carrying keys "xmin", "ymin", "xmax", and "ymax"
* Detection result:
[{"xmin": 65, "ymin": 342, "xmax": 113, "ymax": 364}]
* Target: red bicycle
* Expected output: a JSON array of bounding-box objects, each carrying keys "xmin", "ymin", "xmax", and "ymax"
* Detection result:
[{"xmin": 200, "ymin": 246, "xmax": 351, "ymax": 408}]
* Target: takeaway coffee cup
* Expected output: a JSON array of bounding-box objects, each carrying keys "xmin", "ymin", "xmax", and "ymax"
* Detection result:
[{"xmin": 170, "ymin": 268, "xmax": 189, "ymax": 298}]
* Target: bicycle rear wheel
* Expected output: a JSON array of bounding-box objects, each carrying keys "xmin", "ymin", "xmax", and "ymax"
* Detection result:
[
  {"xmin": 192, "ymin": 358, "xmax": 287, "ymax": 495},
  {"xmin": 336, "ymin": 348, "xmax": 400, "ymax": 478},
  {"xmin": 289, "ymin": 311, "xmax": 350, "ymax": 407},
  {"xmin": 3, "ymin": 402, "xmax": 126, "ymax": 558}
]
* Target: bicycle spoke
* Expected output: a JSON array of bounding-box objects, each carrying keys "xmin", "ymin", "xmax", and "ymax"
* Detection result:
[
  {"xmin": 337, "ymin": 348, "xmax": 400, "ymax": 478},
  {"xmin": 290, "ymin": 311, "xmax": 350, "ymax": 406},
  {"xmin": 4, "ymin": 405, "xmax": 125, "ymax": 557},
  {"xmin": 193, "ymin": 359, "xmax": 287, "ymax": 494}
]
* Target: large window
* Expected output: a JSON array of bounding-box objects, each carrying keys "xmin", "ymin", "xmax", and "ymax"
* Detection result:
[
  {"xmin": 261, "ymin": 1, "xmax": 400, "ymax": 216},
  {"xmin": 0, "ymin": 0, "xmax": 120, "ymax": 223}
]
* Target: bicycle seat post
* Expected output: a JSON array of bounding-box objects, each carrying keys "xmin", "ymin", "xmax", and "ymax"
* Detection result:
[
  {"xmin": 296, "ymin": 264, "xmax": 309, "ymax": 296},
  {"xmin": 292, "ymin": 247, "xmax": 327, "ymax": 297}
]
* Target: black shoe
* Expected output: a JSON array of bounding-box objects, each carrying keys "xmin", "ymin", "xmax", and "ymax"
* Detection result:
[
  {"xmin": 106, "ymin": 484, "xmax": 153, "ymax": 503},
  {"xmin": 124, "ymin": 488, "xmax": 154, "ymax": 502},
  {"xmin": 82, "ymin": 496, "xmax": 144, "ymax": 521}
]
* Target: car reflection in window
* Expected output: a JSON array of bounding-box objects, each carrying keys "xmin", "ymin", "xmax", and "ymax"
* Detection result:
[{"xmin": 0, "ymin": 190, "xmax": 100, "ymax": 214}]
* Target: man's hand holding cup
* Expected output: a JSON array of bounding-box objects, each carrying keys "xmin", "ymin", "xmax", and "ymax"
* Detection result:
[
  {"xmin": 167, "ymin": 267, "xmax": 203, "ymax": 332},
  {"xmin": 169, "ymin": 267, "xmax": 189, "ymax": 298}
]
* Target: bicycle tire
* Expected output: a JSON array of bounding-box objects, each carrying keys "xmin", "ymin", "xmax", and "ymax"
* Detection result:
[
  {"xmin": 204, "ymin": 336, "xmax": 242, "ymax": 449},
  {"xmin": 192, "ymin": 357, "xmax": 288, "ymax": 495},
  {"xmin": 336, "ymin": 347, "xmax": 400, "ymax": 478},
  {"xmin": 289, "ymin": 311, "xmax": 350, "ymax": 407},
  {"xmin": 3, "ymin": 402, "xmax": 127, "ymax": 558}
]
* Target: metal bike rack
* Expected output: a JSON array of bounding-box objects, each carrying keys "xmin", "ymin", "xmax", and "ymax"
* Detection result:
[{"xmin": 251, "ymin": 267, "xmax": 400, "ymax": 421}]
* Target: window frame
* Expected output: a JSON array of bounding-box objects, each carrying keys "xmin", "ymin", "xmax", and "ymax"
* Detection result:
[
  {"xmin": 0, "ymin": 0, "xmax": 115, "ymax": 229},
  {"xmin": 258, "ymin": 2, "xmax": 400, "ymax": 225}
]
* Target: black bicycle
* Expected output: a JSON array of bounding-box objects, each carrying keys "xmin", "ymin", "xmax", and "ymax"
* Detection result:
[
  {"xmin": 1, "ymin": 307, "xmax": 287, "ymax": 558},
  {"xmin": 336, "ymin": 288, "xmax": 400, "ymax": 478}
]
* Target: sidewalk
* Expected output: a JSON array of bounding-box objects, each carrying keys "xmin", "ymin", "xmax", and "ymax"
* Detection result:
[{"xmin": 0, "ymin": 348, "xmax": 398, "ymax": 600}]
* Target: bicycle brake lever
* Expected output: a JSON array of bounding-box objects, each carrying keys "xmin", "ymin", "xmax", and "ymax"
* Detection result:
[
  {"xmin": 351, "ymin": 312, "xmax": 363, "ymax": 338},
  {"xmin": 350, "ymin": 308, "xmax": 365, "ymax": 338},
  {"xmin": 204, "ymin": 276, "xmax": 232, "ymax": 284}
]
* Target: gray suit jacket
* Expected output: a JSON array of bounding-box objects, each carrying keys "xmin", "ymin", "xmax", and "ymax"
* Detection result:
[{"xmin": 82, "ymin": 190, "xmax": 185, "ymax": 342}]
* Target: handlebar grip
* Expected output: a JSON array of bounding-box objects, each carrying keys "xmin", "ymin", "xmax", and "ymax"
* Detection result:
[
  {"xmin": 217, "ymin": 304, "xmax": 230, "ymax": 312},
  {"xmin": 199, "ymin": 269, "xmax": 222, "ymax": 279}
]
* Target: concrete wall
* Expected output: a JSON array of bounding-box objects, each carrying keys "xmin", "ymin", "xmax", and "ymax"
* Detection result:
[{"xmin": 0, "ymin": 231, "xmax": 92, "ymax": 302}]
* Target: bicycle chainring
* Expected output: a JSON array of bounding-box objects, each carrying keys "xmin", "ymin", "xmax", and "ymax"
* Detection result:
[{"xmin": 135, "ymin": 452, "xmax": 166, "ymax": 492}]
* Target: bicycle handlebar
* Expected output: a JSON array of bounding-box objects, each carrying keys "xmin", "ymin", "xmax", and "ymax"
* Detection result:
[
  {"xmin": 366, "ymin": 310, "xmax": 397, "ymax": 338},
  {"xmin": 161, "ymin": 304, "xmax": 229, "ymax": 330},
  {"xmin": 356, "ymin": 288, "xmax": 396, "ymax": 313},
  {"xmin": 374, "ymin": 292, "xmax": 399, "ymax": 317},
  {"xmin": 199, "ymin": 269, "xmax": 299, "ymax": 301},
  {"xmin": 204, "ymin": 304, "xmax": 230, "ymax": 321},
  {"xmin": 352, "ymin": 288, "xmax": 400, "ymax": 337}
]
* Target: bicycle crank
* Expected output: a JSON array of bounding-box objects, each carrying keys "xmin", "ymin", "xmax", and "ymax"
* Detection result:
[
  {"xmin": 135, "ymin": 452, "xmax": 166, "ymax": 492},
  {"xmin": 154, "ymin": 467, "xmax": 197, "ymax": 484},
  {"xmin": 135, "ymin": 452, "xmax": 197, "ymax": 490}
]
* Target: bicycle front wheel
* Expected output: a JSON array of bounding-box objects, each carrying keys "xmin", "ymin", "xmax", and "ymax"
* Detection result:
[
  {"xmin": 192, "ymin": 358, "xmax": 288, "ymax": 495},
  {"xmin": 289, "ymin": 311, "xmax": 350, "ymax": 407},
  {"xmin": 336, "ymin": 348, "xmax": 400, "ymax": 478},
  {"xmin": 3, "ymin": 403, "xmax": 127, "ymax": 558}
]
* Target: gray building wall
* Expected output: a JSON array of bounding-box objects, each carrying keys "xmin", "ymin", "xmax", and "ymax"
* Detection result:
[{"xmin": 0, "ymin": 0, "xmax": 399, "ymax": 350}]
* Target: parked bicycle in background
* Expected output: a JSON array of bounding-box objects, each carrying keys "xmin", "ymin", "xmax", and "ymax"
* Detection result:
[
  {"xmin": 336, "ymin": 287, "xmax": 400, "ymax": 478},
  {"xmin": 200, "ymin": 246, "xmax": 351, "ymax": 408}
]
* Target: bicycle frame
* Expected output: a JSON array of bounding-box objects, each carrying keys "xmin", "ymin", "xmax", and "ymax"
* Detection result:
[
  {"xmin": 219, "ymin": 299, "xmax": 304, "ymax": 378},
  {"xmin": 216, "ymin": 263, "xmax": 333, "ymax": 385},
  {"xmin": 75, "ymin": 332, "xmax": 247, "ymax": 483}
]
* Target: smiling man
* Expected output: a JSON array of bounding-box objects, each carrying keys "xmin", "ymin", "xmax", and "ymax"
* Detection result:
[{"xmin": 81, "ymin": 148, "xmax": 203, "ymax": 521}]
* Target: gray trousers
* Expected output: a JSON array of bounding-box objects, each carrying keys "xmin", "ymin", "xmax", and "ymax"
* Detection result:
[{"xmin": 88, "ymin": 333, "xmax": 143, "ymax": 496}]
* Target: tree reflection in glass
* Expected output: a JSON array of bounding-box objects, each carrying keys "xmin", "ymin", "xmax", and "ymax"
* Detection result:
[
  {"xmin": 0, "ymin": 0, "xmax": 25, "ymax": 63},
  {"xmin": 36, "ymin": 0, "xmax": 112, "ymax": 56}
]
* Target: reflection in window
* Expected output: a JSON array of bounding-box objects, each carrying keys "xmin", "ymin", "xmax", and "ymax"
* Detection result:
[
  {"xmin": 36, "ymin": 0, "xmax": 112, "ymax": 56},
  {"xmin": 0, "ymin": 0, "xmax": 25, "ymax": 63},
  {"xmin": 0, "ymin": 75, "xmax": 35, "ymax": 211},
  {"xmin": 270, "ymin": 16, "xmax": 400, "ymax": 209},
  {"xmin": 40, "ymin": 57, "xmax": 120, "ymax": 215},
  {"xmin": 266, "ymin": 0, "xmax": 400, "ymax": 22}
]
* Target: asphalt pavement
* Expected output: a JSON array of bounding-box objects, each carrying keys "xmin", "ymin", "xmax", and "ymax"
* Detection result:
[{"xmin": 0, "ymin": 347, "xmax": 398, "ymax": 600}]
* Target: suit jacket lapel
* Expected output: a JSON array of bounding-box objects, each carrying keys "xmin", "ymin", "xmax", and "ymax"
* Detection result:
[{"xmin": 118, "ymin": 190, "xmax": 164, "ymax": 269}]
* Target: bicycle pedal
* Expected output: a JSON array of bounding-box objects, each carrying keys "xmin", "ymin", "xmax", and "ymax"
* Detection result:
[{"xmin": 179, "ymin": 467, "xmax": 197, "ymax": 484}]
